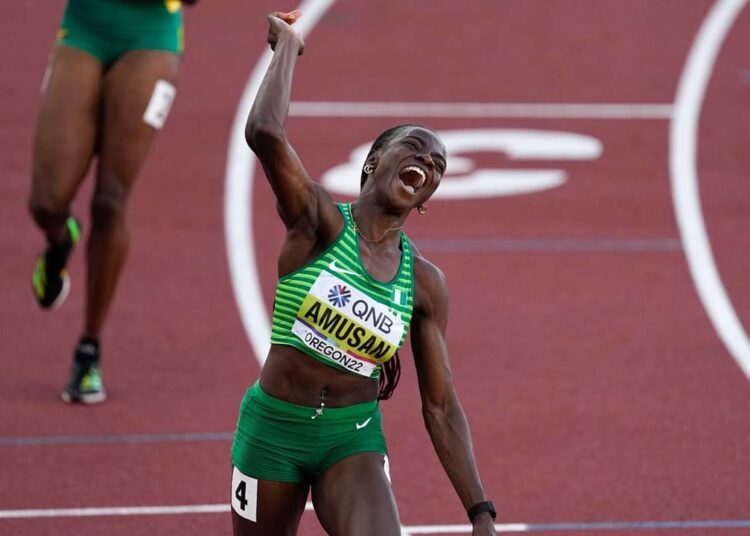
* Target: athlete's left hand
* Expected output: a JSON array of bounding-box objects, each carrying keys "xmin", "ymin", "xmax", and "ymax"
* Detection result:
[{"xmin": 472, "ymin": 514, "xmax": 496, "ymax": 536}]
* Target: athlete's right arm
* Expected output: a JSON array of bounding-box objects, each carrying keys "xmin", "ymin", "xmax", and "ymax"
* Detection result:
[{"xmin": 245, "ymin": 11, "xmax": 319, "ymax": 229}]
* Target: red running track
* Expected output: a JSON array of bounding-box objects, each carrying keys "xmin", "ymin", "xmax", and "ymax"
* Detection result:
[{"xmin": 1, "ymin": 1, "xmax": 749, "ymax": 535}]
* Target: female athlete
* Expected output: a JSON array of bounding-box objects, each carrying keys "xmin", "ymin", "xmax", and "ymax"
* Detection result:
[
  {"xmin": 230, "ymin": 11, "xmax": 496, "ymax": 536},
  {"xmin": 29, "ymin": 0, "xmax": 197, "ymax": 403}
]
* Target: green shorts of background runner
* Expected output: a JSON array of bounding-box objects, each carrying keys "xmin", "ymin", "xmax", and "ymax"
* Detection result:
[
  {"xmin": 57, "ymin": 0, "xmax": 184, "ymax": 67},
  {"xmin": 231, "ymin": 381, "xmax": 387, "ymax": 484}
]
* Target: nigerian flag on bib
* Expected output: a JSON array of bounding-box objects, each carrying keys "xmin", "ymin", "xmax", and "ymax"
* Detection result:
[{"xmin": 392, "ymin": 288, "xmax": 407, "ymax": 307}]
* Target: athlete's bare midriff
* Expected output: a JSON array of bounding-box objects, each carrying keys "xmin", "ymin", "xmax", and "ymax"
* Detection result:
[{"xmin": 259, "ymin": 344, "xmax": 380, "ymax": 407}]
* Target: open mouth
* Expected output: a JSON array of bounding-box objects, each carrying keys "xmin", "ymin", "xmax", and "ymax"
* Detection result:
[{"xmin": 398, "ymin": 165, "xmax": 427, "ymax": 194}]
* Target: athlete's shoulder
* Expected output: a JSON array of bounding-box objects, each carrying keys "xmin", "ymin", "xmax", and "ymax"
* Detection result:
[{"xmin": 413, "ymin": 250, "xmax": 445, "ymax": 285}]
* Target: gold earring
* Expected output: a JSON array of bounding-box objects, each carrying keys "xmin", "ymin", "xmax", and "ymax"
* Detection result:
[
  {"xmin": 363, "ymin": 164, "xmax": 375, "ymax": 174},
  {"xmin": 417, "ymin": 205, "xmax": 428, "ymax": 215}
]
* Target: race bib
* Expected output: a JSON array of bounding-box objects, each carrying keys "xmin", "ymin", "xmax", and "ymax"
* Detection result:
[{"xmin": 292, "ymin": 271, "xmax": 405, "ymax": 376}]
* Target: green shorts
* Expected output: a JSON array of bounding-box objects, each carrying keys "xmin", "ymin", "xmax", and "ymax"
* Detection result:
[
  {"xmin": 231, "ymin": 381, "xmax": 387, "ymax": 484},
  {"xmin": 57, "ymin": 0, "xmax": 184, "ymax": 67}
]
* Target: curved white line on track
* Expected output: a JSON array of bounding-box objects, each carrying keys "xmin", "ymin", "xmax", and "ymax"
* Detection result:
[
  {"xmin": 670, "ymin": 0, "xmax": 750, "ymax": 381},
  {"xmin": 224, "ymin": 0, "xmax": 336, "ymax": 365}
]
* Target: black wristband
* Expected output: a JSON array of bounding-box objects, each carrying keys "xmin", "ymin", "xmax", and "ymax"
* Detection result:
[{"xmin": 467, "ymin": 500, "xmax": 497, "ymax": 522}]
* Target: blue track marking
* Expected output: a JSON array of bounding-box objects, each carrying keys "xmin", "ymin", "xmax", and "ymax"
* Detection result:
[
  {"xmin": 415, "ymin": 238, "xmax": 682, "ymax": 252},
  {"xmin": 0, "ymin": 432, "xmax": 232, "ymax": 446}
]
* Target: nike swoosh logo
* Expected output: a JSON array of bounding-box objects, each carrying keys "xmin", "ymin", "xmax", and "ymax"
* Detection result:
[
  {"xmin": 356, "ymin": 417, "xmax": 372, "ymax": 430},
  {"xmin": 329, "ymin": 260, "xmax": 359, "ymax": 277}
]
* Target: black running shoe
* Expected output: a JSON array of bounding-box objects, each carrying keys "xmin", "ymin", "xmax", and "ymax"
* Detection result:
[
  {"xmin": 32, "ymin": 217, "xmax": 81, "ymax": 309},
  {"xmin": 62, "ymin": 340, "xmax": 106, "ymax": 404}
]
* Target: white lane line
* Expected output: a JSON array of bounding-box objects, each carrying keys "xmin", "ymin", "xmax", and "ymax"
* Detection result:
[
  {"xmin": 224, "ymin": 0, "xmax": 336, "ymax": 365},
  {"xmin": 0, "ymin": 503, "xmax": 312, "ymax": 519},
  {"xmin": 0, "ymin": 505, "xmax": 230, "ymax": 518},
  {"xmin": 670, "ymin": 0, "xmax": 750, "ymax": 381},
  {"xmin": 2, "ymin": 505, "xmax": 750, "ymax": 533},
  {"xmin": 290, "ymin": 101, "xmax": 673, "ymax": 119}
]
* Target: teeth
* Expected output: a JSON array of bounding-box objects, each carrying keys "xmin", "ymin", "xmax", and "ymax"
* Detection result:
[{"xmin": 402, "ymin": 165, "xmax": 426, "ymax": 187}]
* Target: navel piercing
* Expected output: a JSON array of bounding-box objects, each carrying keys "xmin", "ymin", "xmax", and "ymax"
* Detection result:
[{"xmin": 312, "ymin": 389, "xmax": 327, "ymax": 420}]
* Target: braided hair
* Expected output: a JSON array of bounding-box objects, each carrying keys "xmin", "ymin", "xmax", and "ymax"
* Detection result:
[{"xmin": 359, "ymin": 124, "xmax": 427, "ymax": 400}]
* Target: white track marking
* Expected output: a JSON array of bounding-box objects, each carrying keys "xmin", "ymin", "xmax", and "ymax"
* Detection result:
[
  {"xmin": 224, "ymin": 0, "xmax": 336, "ymax": 364},
  {"xmin": 322, "ymin": 129, "xmax": 602, "ymax": 199},
  {"xmin": 2, "ymin": 505, "xmax": 750, "ymax": 532},
  {"xmin": 290, "ymin": 101, "xmax": 673, "ymax": 119},
  {"xmin": 0, "ymin": 503, "xmax": 313, "ymax": 519},
  {"xmin": 0, "ymin": 505, "xmax": 229, "ymax": 518},
  {"xmin": 670, "ymin": 0, "xmax": 750, "ymax": 381}
]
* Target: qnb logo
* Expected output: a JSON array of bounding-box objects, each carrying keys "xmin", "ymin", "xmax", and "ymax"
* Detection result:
[
  {"xmin": 328, "ymin": 285, "xmax": 352, "ymax": 308},
  {"xmin": 321, "ymin": 129, "xmax": 602, "ymax": 199}
]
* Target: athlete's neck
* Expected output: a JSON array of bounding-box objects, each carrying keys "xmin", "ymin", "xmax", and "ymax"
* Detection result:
[{"xmin": 351, "ymin": 202, "xmax": 406, "ymax": 245}]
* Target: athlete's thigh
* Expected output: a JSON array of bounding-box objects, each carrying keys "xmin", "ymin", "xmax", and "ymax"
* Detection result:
[
  {"xmin": 231, "ymin": 470, "xmax": 309, "ymax": 536},
  {"xmin": 31, "ymin": 45, "xmax": 103, "ymax": 204},
  {"xmin": 312, "ymin": 452, "xmax": 400, "ymax": 536},
  {"xmin": 97, "ymin": 50, "xmax": 179, "ymax": 192}
]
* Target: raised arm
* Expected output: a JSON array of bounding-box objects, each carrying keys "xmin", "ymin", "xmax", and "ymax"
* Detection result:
[
  {"xmin": 245, "ymin": 11, "xmax": 317, "ymax": 229},
  {"xmin": 410, "ymin": 257, "xmax": 496, "ymax": 536}
]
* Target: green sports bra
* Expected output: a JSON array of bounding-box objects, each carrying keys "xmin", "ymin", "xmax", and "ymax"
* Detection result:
[{"xmin": 270, "ymin": 203, "xmax": 415, "ymax": 378}]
